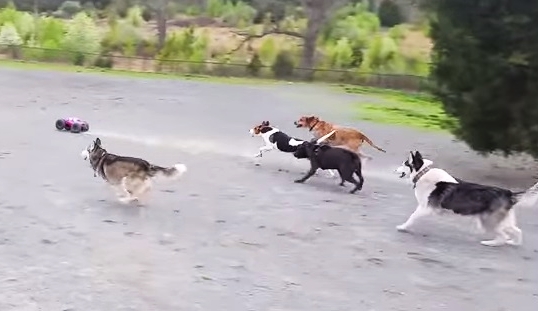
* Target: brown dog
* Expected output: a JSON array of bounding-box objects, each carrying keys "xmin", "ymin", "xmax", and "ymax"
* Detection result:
[{"xmin": 294, "ymin": 115, "xmax": 386, "ymax": 160}]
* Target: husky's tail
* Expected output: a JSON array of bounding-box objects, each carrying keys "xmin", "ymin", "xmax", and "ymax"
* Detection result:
[
  {"xmin": 149, "ymin": 163, "xmax": 187, "ymax": 180},
  {"xmin": 515, "ymin": 180, "xmax": 538, "ymax": 207}
]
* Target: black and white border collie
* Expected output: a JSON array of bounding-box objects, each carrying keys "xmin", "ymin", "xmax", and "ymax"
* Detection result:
[
  {"xmin": 249, "ymin": 121, "xmax": 337, "ymax": 177},
  {"xmin": 249, "ymin": 121, "xmax": 306, "ymax": 157},
  {"xmin": 395, "ymin": 151, "xmax": 538, "ymax": 247}
]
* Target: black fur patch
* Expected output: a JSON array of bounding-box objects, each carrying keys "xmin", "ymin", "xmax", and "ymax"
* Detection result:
[
  {"xmin": 428, "ymin": 181, "xmax": 517, "ymax": 215},
  {"xmin": 269, "ymin": 131, "xmax": 304, "ymax": 153}
]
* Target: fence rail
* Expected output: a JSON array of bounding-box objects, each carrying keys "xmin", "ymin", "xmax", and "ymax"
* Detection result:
[{"xmin": 0, "ymin": 45, "xmax": 430, "ymax": 91}]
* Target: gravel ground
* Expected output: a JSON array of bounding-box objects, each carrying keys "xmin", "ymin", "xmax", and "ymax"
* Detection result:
[{"xmin": 0, "ymin": 67, "xmax": 537, "ymax": 311}]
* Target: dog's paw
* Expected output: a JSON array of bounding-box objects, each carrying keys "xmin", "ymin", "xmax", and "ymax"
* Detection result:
[
  {"xmin": 253, "ymin": 153, "xmax": 262, "ymax": 158},
  {"xmin": 505, "ymin": 239, "xmax": 522, "ymax": 246},
  {"xmin": 480, "ymin": 239, "xmax": 506, "ymax": 247},
  {"xmin": 294, "ymin": 179, "xmax": 304, "ymax": 183},
  {"xmin": 396, "ymin": 225, "xmax": 409, "ymax": 232}
]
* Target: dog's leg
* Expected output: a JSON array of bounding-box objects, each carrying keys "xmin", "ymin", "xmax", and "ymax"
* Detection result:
[
  {"xmin": 295, "ymin": 166, "xmax": 318, "ymax": 183},
  {"xmin": 117, "ymin": 177, "xmax": 136, "ymax": 204},
  {"xmin": 254, "ymin": 145, "xmax": 273, "ymax": 158},
  {"xmin": 480, "ymin": 227, "xmax": 510, "ymax": 247},
  {"xmin": 396, "ymin": 205, "xmax": 430, "ymax": 231},
  {"xmin": 503, "ymin": 210, "xmax": 523, "ymax": 246}
]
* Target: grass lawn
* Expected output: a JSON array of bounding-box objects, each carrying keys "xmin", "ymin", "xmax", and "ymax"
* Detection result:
[
  {"xmin": 344, "ymin": 85, "xmax": 456, "ymax": 132},
  {"xmin": 0, "ymin": 59, "xmax": 284, "ymax": 85}
]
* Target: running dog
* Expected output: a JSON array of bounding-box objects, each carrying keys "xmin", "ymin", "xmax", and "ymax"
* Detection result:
[
  {"xmin": 249, "ymin": 120, "xmax": 338, "ymax": 178},
  {"xmin": 81, "ymin": 137, "xmax": 187, "ymax": 204},
  {"xmin": 293, "ymin": 115, "xmax": 386, "ymax": 160},
  {"xmin": 249, "ymin": 121, "xmax": 306, "ymax": 158},
  {"xmin": 395, "ymin": 151, "xmax": 538, "ymax": 247},
  {"xmin": 293, "ymin": 131, "xmax": 364, "ymax": 194}
]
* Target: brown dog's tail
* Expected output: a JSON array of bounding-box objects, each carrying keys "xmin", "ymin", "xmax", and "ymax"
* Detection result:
[{"xmin": 362, "ymin": 135, "xmax": 386, "ymax": 153}]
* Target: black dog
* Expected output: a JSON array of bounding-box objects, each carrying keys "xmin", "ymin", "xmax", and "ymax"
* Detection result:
[{"xmin": 293, "ymin": 141, "xmax": 364, "ymax": 194}]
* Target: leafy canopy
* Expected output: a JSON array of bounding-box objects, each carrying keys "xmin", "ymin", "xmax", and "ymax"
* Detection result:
[{"xmin": 428, "ymin": 0, "xmax": 538, "ymax": 157}]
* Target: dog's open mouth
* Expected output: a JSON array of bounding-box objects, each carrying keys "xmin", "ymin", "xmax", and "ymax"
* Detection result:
[
  {"xmin": 399, "ymin": 172, "xmax": 406, "ymax": 178},
  {"xmin": 294, "ymin": 122, "xmax": 303, "ymax": 128}
]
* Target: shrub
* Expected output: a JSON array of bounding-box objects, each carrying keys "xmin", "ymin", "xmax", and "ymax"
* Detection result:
[
  {"xmin": 126, "ymin": 5, "xmax": 144, "ymax": 27},
  {"xmin": 62, "ymin": 12, "xmax": 101, "ymax": 61},
  {"xmin": 322, "ymin": 4, "xmax": 380, "ymax": 47},
  {"xmin": 271, "ymin": 50, "xmax": 294, "ymax": 79},
  {"xmin": 246, "ymin": 53, "xmax": 262, "ymax": 76},
  {"xmin": 221, "ymin": 1, "xmax": 256, "ymax": 27},
  {"xmin": 258, "ymin": 37, "xmax": 276, "ymax": 64},
  {"xmin": 0, "ymin": 22, "xmax": 22, "ymax": 46},
  {"xmin": 73, "ymin": 51, "xmax": 85, "ymax": 65},
  {"xmin": 36, "ymin": 17, "xmax": 66, "ymax": 46},
  {"xmin": 378, "ymin": 0, "xmax": 403, "ymax": 27},
  {"xmin": 206, "ymin": 0, "xmax": 225, "ymax": 17},
  {"xmin": 58, "ymin": 1, "xmax": 82, "ymax": 17},
  {"xmin": 93, "ymin": 53, "xmax": 114, "ymax": 68},
  {"xmin": 157, "ymin": 27, "xmax": 208, "ymax": 62},
  {"xmin": 325, "ymin": 37, "xmax": 353, "ymax": 69},
  {"xmin": 141, "ymin": 7, "xmax": 152, "ymax": 21}
]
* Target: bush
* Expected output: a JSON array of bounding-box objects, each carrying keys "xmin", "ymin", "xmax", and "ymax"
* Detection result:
[
  {"xmin": 62, "ymin": 12, "xmax": 101, "ymax": 61},
  {"xmin": 271, "ymin": 50, "xmax": 294, "ymax": 79},
  {"xmin": 258, "ymin": 37, "xmax": 276, "ymax": 64},
  {"xmin": 126, "ymin": 5, "xmax": 144, "ymax": 27},
  {"xmin": 325, "ymin": 37, "xmax": 354, "ymax": 69},
  {"xmin": 246, "ymin": 53, "xmax": 262, "ymax": 76},
  {"xmin": 0, "ymin": 22, "xmax": 22, "ymax": 46},
  {"xmin": 73, "ymin": 52, "xmax": 85, "ymax": 65},
  {"xmin": 378, "ymin": 0, "xmax": 403, "ymax": 27},
  {"xmin": 93, "ymin": 53, "xmax": 114, "ymax": 68},
  {"xmin": 322, "ymin": 3, "xmax": 380, "ymax": 47},
  {"xmin": 157, "ymin": 27, "xmax": 208, "ymax": 62},
  {"xmin": 59, "ymin": 1, "xmax": 82, "ymax": 17},
  {"xmin": 36, "ymin": 17, "xmax": 66, "ymax": 45}
]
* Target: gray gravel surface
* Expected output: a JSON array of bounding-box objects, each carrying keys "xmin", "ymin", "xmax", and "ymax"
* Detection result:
[{"xmin": 0, "ymin": 68, "xmax": 537, "ymax": 311}]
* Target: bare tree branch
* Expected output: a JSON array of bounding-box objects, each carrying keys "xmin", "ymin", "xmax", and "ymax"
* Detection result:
[{"xmin": 230, "ymin": 26, "xmax": 303, "ymax": 53}]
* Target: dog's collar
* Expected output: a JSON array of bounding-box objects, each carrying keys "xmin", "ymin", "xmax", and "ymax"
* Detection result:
[
  {"xmin": 309, "ymin": 120, "xmax": 319, "ymax": 132},
  {"xmin": 412, "ymin": 166, "xmax": 431, "ymax": 188}
]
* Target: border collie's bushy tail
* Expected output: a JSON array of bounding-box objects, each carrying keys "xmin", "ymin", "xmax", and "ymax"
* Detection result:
[{"xmin": 515, "ymin": 180, "xmax": 538, "ymax": 207}]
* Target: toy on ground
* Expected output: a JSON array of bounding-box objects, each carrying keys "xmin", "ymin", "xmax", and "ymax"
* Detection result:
[{"xmin": 55, "ymin": 117, "xmax": 89, "ymax": 133}]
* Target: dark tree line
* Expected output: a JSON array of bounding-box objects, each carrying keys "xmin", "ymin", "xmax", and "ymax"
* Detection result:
[{"xmin": 427, "ymin": 0, "xmax": 538, "ymax": 157}]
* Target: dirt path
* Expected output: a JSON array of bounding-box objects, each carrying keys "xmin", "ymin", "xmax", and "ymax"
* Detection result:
[{"xmin": 0, "ymin": 68, "xmax": 536, "ymax": 311}]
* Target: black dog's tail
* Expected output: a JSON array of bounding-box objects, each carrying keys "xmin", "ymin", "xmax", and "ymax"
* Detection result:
[{"xmin": 514, "ymin": 180, "xmax": 538, "ymax": 208}]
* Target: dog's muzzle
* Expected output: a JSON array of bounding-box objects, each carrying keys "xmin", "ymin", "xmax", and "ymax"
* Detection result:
[
  {"xmin": 399, "ymin": 172, "xmax": 406, "ymax": 178},
  {"xmin": 294, "ymin": 121, "xmax": 302, "ymax": 128},
  {"xmin": 395, "ymin": 165, "xmax": 408, "ymax": 178},
  {"xmin": 81, "ymin": 149, "xmax": 89, "ymax": 161}
]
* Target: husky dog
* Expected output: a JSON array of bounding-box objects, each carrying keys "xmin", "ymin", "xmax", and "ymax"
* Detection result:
[
  {"xmin": 395, "ymin": 151, "xmax": 538, "ymax": 246},
  {"xmin": 81, "ymin": 138, "xmax": 187, "ymax": 204}
]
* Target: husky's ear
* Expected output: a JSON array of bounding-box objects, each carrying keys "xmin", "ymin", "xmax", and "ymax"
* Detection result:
[
  {"xmin": 262, "ymin": 121, "xmax": 269, "ymax": 126},
  {"xmin": 95, "ymin": 137, "xmax": 101, "ymax": 146},
  {"xmin": 414, "ymin": 151, "xmax": 423, "ymax": 160}
]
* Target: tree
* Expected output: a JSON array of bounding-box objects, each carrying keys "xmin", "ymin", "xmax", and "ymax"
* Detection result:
[
  {"xmin": 232, "ymin": 0, "xmax": 348, "ymax": 79},
  {"xmin": 141, "ymin": 0, "xmax": 168, "ymax": 49},
  {"xmin": 427, "ymin": 0, "xmax": 538, "ymax": 157}
]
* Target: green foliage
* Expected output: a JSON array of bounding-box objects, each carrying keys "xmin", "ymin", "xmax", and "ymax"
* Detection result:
[
  {"xmin": 362, "ymin": 34, "xmax": 404, "ymax": 73},
  {"xmin": 322, "ymin": 2, "xmax": 380, "ymax": 48},
  {"xmin": 258, "ymin": 37, "xmax": 276, "ymax": 64},
  {"xmin": 428, "ymin": 0, "xmax": 538, "ymax": 157},
  {"xmin": 125, "ymin": 5, "xmax": 144, "ymax": 27},
  {"xmin": 157, "ymin": 27, "xmax": 208, "ymax": 61},
  {"xmin": 246, "ymin": 52, "xmax": 262, "ymax": 76},
  {"xmin": 62, "ymin": 12, "xmax": 101, "ymax": 57},
  {"xmin": 271, "ymin": 50, "xmax": 294, "ymax": 78},
  {"xmin": 325, "ymin": 37, "xmax": 353, "ymax": 69},
  {"xmin": 58, "ymin": 1, "xmax": 83, "ymax": 18},
  {"xmin": 35, "ymin": 17, "xmax": 66, "ymax": 46},
  {"xmin": 93, "ymin": 52, "xmax": 113, "ymax": 68},
  {"xmin": 378, "ymin": 0, "xmax": 403, "ymax": 27},
  {"xmin": 0, "ymin": 21, "xmax": 22, "ymax": 46},
  {"xmin": 101, "ymin": 20, "xmax": 143, "ymax": 54},
  {"xmin": 222, "ymin": 1, "xmax": 256, "ymax": 27}
]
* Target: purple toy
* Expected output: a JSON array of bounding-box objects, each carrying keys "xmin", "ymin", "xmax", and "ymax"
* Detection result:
[{"xmin": 55, "ymin": 117, "xmax": 89, "ymax": 133}]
